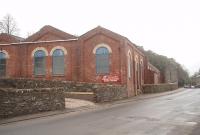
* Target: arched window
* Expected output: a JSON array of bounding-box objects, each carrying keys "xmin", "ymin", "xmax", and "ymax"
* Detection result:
[
  {"xmin": 128, "ymin": 53, "xmax": 131, "ymax": 78},
  {"xmin": 0, "ymin": 52, "xmax": 6, "ymax": 77},
  {"xmin": 52, "ymin": 49, "xmax": 65, "ymax": 75},
  {"xmin": 34, "ymin": 50, "xmax": 46, "ymax": 75},
  {"xmin": 96, "ymin": 47, "xmax": 109, "ymax": 74},
  {"xmin": 140, "ymin": 60, "xmax": 144, "ymax": 83}
]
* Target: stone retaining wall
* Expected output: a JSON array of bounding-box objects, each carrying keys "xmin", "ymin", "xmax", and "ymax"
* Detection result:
[
  {"xmin": 142, "ymin": 83, "xmax": 178, "ymax": 93},
  {"xmin": 0, "ymin": 79, "xmax": 98, "ymax": 92},
  {"xmin": 0, "ymin": 79, "xmax": 128, "ymax": 103},
  {"xmin": 0, "ymin": 79, "xmax": 73, "ymax": 89},
  {"xmin": 65, "ymin": 84, "xmax": 128, "ymax": 102},
  {"xmin": 94, "ymin": 85, "xmax": 127, "ymax": 102},
  {"xmin": 0, "ymin": 87, "xmax": 65, "ymax": 119}
]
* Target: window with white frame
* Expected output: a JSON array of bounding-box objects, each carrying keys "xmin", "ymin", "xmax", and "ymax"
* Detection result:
[
  {"xmin": 96, "ymin": 47, "xmax": 109, "ymax": 74},
  {"xmin": 34, "ymin": 50, "xmax": 46, "ymax": 75},
  {"xmin": 128, "ymin": 53, "xmax": 131, "ymax": 78},
  {"xmin": 52, "ymin": 49, "xmax": 65, "ymax": 75},
  {"xmin": 0, "ymin": 52, "xmax": 6, "ymax": 77},
  {"xmin": 140, "ymin": 60, "xmax": 143, "ymax": 81}
]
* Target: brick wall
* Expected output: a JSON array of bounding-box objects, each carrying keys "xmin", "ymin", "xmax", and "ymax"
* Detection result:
[
  {"xmin": 79, "ymin": 34, "xmax": 122, "ymax": 84},
  {"xmin": 0, "ymin": 26, "xmax": 159, "ymax": 98}
]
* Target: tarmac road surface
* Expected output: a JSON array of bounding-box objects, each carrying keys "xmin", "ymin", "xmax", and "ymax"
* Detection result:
[{"xmin": 0, "ymin": 88, "xmax": 200, "ymax": 135}]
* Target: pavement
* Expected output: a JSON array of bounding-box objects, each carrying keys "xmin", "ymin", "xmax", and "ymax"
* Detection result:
[
  {"xmin": 1, "ymin": 88, "xmax": 200, "ymax": 135},
  {"xmin": 65, "ymin": 98, "xmax": 96, "ymax": 109},
  {"xmin": 0, "ymin": 88, "xmax": 184, "ymax": 125}
]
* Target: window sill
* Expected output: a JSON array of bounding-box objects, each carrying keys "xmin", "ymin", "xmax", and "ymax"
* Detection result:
[
  {"xmin": 34, "ymin": 75, "xmax": 46, "ymax": 78},
  {"xmin": 96, "ymin": 73, "xmax": 110, "ymax": 76},
  {"xmin": 52, "ymin": 74, "xmax": 65, "ymax": 77}
]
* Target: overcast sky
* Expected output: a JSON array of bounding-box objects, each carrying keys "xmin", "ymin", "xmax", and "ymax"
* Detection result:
[{"xmin": 0, "ymin": 0, "xmax": 200, "ymax": 75}]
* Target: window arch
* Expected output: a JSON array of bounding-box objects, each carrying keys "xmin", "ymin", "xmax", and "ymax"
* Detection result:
[
  {"xmin": 52, "ymin": 49, "xmax": 65, "ymax": 75},
  {"xmin": 31, "ymin": 47, "xmax": 48, "ymax": 57},
  {"xmin": 93, "ymin": 43, "xmax": 112, "ymax": 54},
  {"xmin": 34, "ymin": 50, "xmax": 46, "ymax": 75},
  {"xmin": 128, "ymin": 51, "xmax": 132, "ymax": 78},
  {"xmin": 0, "ymin": 52, "xmax": 6, "ymax": 77},
  {"xmin": 140, "ymin": 59, "xmax": 144, "ymax": 83},
  {"xmin": 50, "ymin": 46, "xmax": 67, "ymax": 55},
  {"xmin": 96, "ymin": 47, "xmax": 109, "ymax": 74}
]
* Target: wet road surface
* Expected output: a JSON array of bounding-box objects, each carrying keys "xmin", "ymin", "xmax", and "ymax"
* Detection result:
[{"xmin": 0, "ymin": 88, "xmax": 200, "ymax": 135}]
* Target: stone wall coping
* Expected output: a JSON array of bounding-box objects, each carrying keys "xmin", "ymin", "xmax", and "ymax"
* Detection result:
[
  {"xmin": 0, "ymin": 79, "xmax": 124, "ymax": 88},
  {"xmin": 0, "ymin": 87, "xmax": 64, "ymax": 92},
  {"xmin": 65, "ymin": 92, "xmax": 94, "ymax": 95},
  {"xmin": 143, "ymin": 83, "xmax": 177, "ymax": 86}
]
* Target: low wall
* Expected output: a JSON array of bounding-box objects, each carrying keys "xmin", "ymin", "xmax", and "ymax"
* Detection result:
[
  {"xmin": 94, "ymin": 85, "xmax": 127, "ymax": 102},
  {"xmin": 65, "ymin": 83, "xmax": 128, "ymax": 102},
  {"xmin": 0, "ymin": 88, "xmax": 65, "ymax": 119},
  {"xmin": 142, "ymin": 83, "xmax": 178, "ymax": 93},
  {"xmin": 0, "ymin": 79, "xmax": 128, "ymax": 103},
  {"xmin": 0, "ymin": 79, "xmax": 96, "ymax": 92},
  {"xmin": 65, "ymin": 85, "xmax": 128, "ymax": 103},
  {"xmin": 0, "ymin": 79, "xmax": 73, "ymax": 89}
]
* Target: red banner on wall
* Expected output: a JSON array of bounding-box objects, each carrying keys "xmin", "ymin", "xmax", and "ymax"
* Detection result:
[{"xmin": 102, "ymin": 75, "xmax": 120, "ymax": 82}]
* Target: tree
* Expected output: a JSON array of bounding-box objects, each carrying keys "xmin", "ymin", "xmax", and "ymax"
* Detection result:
[
  {"xmin": 144, "ymin": 49, "xmax": 189, "ymax": 86},
  {"xmin": 0, "ymin": 14, "xmax": 19, "ymax": 35}
]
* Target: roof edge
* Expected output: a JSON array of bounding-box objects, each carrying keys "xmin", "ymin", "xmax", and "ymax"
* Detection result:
[{"xmin": 0, "ymin": 38, "xmax": 78, "ymax": 46}]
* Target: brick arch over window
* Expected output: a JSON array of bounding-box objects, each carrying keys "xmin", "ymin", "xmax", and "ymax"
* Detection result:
[
  {"xmin": 0, "ymin": 50, "xmax": 9, "ymax": 59},
  {"xmin": 92, "ymin": 43, "xmax": 112, "ymax": 54},
  {"xmin": 50, "ymin": 46, "xmax": 67, "ymax": 56},
  {"xmin": 31, "ymin": 47, "xmax": 48, "ymax": 57}
]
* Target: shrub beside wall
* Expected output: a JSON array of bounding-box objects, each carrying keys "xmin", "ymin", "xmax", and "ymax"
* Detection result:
[
  {"xmin": 0, "ymin": 87, "xmax": 65, "ymax": 119},
  {"xmin": 142, "ymin": 83, "xmax": 178, "ymax": 93}
]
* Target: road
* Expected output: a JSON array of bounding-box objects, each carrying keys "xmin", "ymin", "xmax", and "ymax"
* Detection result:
[{"xmin": 0, "ymin": 88, "xmax": 200, "ymax": 135}]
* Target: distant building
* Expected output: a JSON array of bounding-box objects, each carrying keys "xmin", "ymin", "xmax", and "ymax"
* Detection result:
[
  {"xmin": 144, "ymin": 62, "xmax": 160, "ymax": 84},
  {"xmin": 0, "ymin": 33, "xmax": 24, "ymax": 44},
  {"xmin": 191, "ymin": 75, "xmax": 200, "ymax": 85},
  {"xmin": 164, "ymin": 63, "xmax": 178, "ymax": 83}
]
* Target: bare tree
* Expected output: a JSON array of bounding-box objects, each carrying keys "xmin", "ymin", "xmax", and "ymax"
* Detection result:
[
  {"xmin": 26, "ymin": 31, "xmax": 34, "ymax": 38},
  {"xmin": 0, "ymin": 14, "xmax": 19, "ymax": 35},
  {"xmin": 0, "ymin": 21, "xmax": 3, "ymax": 32}
]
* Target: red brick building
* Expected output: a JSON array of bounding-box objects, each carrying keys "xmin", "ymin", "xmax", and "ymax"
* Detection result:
[
  {"xmin": 0, "ymin": 25, "xmax": 160, "ymax": 96},
  {"xmin": 144, "ymin": 62, "xmax": 161, "ymax": 84}
]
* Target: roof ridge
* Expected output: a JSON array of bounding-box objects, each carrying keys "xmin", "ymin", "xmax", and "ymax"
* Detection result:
[{"xmin": 24, "ymin": 25, "xmax": 77, "ymax": 42}]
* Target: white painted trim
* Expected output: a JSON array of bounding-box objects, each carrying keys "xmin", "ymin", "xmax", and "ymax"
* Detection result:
[
  {"xmin": 31, "ymin": 47, "xmax": 48, "ymax": 57},
  {"xmin": 127, "ymin": 50, "xmax": 132, "ymax": 59},
  {"xmin": 92, "ymin": 43, "xmax": 112, "ymax": 54},
  {"xmin": 127, "ymin": 50, "xmax": 132, "ymax": 78},
  {"xmin": 0, "ymin": 38, "xmax": 78, "ymax": 46},
  {"xmin": 50, "ymin": 46, "xmax": 67, "ymax": 55},
  {"xmin": 0, "ymin": 50, "xmax": 9, "ymax": 59},
  {"xmin": 140, "ymin": 59, "xmax": 143, "ymax": 65},
  {"xmin": 135, "ymin": 55, "xmax": 138, "ymax": 62}
]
